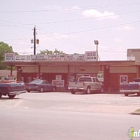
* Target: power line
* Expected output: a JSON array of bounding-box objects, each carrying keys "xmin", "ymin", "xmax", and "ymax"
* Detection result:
[
  {"xmin": 0, "ymin": 10, "xmax": 140, "ymax": 26},
  {"xmin": 38, "ymin": 28, "xmax": 93, "ymax": 50},
  {"xmin": 2, "ymin": 19, "xmax": 140, "ymax": 43},
  {"xmin": 0, "ymin": 2, "xmax": 139, "ymax": 13},
  {"xmin": 38, "ymin": 20, "xmax": 140, "ymax": 36}
]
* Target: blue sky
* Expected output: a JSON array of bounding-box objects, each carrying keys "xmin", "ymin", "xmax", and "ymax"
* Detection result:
[{"xmin": 0, "ymin": 0, "xmax": 140, "ymax": 60}]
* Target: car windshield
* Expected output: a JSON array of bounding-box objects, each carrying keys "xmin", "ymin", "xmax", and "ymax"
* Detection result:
[
  {"xmin": 79, "ymin": 77, "xmax": 92, "ymax": 82},
  {"xmin": 29, "ymin": 79, "xmax": 43, "ymax": 84}
]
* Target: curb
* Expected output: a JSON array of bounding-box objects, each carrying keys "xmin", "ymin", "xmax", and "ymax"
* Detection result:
[
  {"xmin": 130, "ymin": 109, "xmax": 140, "ymax": 115},
  {"xmin": 130, "ymin": 112, "xmax": 140, "ymax": 115}
]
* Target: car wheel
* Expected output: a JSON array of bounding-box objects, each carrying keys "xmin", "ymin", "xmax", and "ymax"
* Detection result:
[
  {"xmin": 8, "ymin": 94, "xmax": 16, "ymax": 99},
  {"xmin": 124, "ymin": 93, "xmax": 128, "ymax": 96},
  {"xmin": 40, "ymin": 87, "xmax": 44, "ymax": 92},
  {"xmin": 86, "ymin": 87, "xmax": 91, "ymax": 94},
  {"xmin": 71, "ymin": 90, "xmax": 75, "ymax": 94},
  {"xmin": 27, "ymin": 90, "xmax": 30, "ymax": 92},
  {"xmin": 137, "ymin": 93, "xmax": 140, "ymax": 96}
]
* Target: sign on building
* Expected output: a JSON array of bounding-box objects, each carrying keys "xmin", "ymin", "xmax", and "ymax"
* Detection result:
[
  {"xmin": 5, "ymin": 51, "xmax": 98, "ymax": 62},
  {"xmin": 15, "ymin": 55, "xmax": 31, "ymax": 61},
  {"xmin": 56, "ymin": 75, "xmax": 62, "ymax": 80},
  {"xmin": 120, "ymin": 75, "xmax": 128, "ymax": 84},
  {"xmin": 97, "ymin": 71, "xmax": 104, "ymax": 82},
  {"xmin": 52, "ymin": 80, "xmax": 64, "ymax": 87},
  {"xmin": 5, "ymin": 53, "xmax": 15, "ymax": 61},
  {"xmin": 85, "ymin": 51, "xmax": 97, "ymax": 61}
]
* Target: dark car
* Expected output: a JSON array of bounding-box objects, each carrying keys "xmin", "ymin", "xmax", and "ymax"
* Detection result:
[{"xmin": 25, "ymin": 79, "xmax": 56, "ymax": 92}]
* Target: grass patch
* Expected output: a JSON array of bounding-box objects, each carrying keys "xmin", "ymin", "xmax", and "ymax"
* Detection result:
[
  {"xmin": 131, "ymin": 108, "xmax": 140, "ymax": 115},
  {"xmin": 135, "ymin": 109, "xmax": 140, "ymax": 113}
]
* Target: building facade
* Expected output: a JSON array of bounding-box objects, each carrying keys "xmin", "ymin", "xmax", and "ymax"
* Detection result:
[{"xmin": 4, "ymin": 52, "xmax": 140, "ymax": 92}]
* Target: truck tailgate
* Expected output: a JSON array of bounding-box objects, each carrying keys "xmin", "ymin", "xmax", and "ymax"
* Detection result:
[
  {"xmin": 68, "ymin": 82, "xmax": 84, "ymax": 89},
  {"xmin": 120, "ymin": 83, "xmax": 139, "ymax": 90}
]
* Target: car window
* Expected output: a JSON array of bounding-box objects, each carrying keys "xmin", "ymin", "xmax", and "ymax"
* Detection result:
[
  {"xmin": 79, "ymin": 77, "xmax": 92, "ymax": 82},
  {"xmin": 30, "ymin": 79, "xmax": 43, "ymax": 84}
]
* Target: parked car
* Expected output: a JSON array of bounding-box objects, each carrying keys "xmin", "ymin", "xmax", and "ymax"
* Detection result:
[
  {"xmin": 120, "ymin": 78, "xmax": 140, "ymax": 96},
  {"xmin": 25, "ymin": 79, "xmax": 56, "ymax": 92}
]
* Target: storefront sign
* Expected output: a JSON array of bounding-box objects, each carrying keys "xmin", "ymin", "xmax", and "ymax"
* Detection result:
[
  {"xmin": 52, "ymin": 80, "xmax": 64, "ymax": 87},
  {"xmin": 15, "ymin": 55, "xmax": 31, "ymax": 61},
  {"xmin": 56, "ymin": 75, "xmax": 62, "ymax": 80},
  {"xmin": 5, "ymin": 53, "xmax": 15, "ymax": 61},
  {"xmin": 120, "ymin": 75, "xmax": 128, "ymax": 84},
  {"xmin": 31, "ymin": 55, "xmax": 48, "ymax": 61},
  {"xmin": 5, "ymin": 51, "xmax": 98, "ymax": 62},
  {"xmin": 85, "ymin": 51, "xmax": 97, "ymax": 61},
  {"xmin": 97, "ymin": 71, "xmax": 104, "ymax": 82}
]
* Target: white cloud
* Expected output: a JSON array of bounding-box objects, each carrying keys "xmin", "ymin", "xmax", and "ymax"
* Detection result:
[
  {"xmin": 43, "ymin": 5, "xmax": 81, "ymax": 11},
  {"xmin": 114, "ymin": 38, "xmax": 122, "ymax": 42},
  {"xmin": 123, "ymin": 26, "xmax": 134, "ymax": 30},
  {"xmin": 71, "ymin": 6, "xmax": 81, "ymax": 10},
  {"xmin": 115, "ymin": 25, "xmax": 134, "ymax": 31},
  {"xmin": 82, "ymin": 9, "xmax": 119, "ymax": 19}
]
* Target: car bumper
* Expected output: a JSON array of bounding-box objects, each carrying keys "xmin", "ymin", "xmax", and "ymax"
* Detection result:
[
  {"xmin": 9, "ymin": 90, "xmax": 27, "ymax": 95},
  {"xmin": 68, "ymin": 87, "xmax": 85, "ymax": 90},
  {"xmin": 120, "ymin": 90, "xmax": 140, "ymax": 93}
]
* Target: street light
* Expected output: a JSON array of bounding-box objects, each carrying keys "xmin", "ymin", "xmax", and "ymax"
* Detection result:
[{"xmin": 94, "ymin": 40, "xmax": 99, "ymax": 61}]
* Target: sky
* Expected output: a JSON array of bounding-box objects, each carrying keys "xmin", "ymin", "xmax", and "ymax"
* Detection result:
[{"xmin": 0, "ymin": 0, "xmax": 140, "ymax": 60}]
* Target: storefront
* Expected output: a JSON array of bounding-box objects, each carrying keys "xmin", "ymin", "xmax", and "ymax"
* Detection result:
[{"xmin": 4, "ymin": 52, "xmax": 140, "ymax": 92}]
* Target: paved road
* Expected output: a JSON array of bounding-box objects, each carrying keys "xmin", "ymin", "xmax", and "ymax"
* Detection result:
[{"xmin": 0, "ymin": 92, "xmax": 140, "ymax": 140}]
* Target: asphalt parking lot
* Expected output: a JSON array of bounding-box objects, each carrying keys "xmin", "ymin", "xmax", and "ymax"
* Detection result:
[{"xmin": 0, "ymin": 92, "xmax": 140, "ymax": 115}]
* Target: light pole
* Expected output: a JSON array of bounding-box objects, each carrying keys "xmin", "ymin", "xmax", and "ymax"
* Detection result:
[{"xmin": 94, "ymin": 40, "xmax": 99, "ymax": 61}]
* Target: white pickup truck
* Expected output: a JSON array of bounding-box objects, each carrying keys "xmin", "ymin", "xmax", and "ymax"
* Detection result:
[{"xmin": 68, "ymin": 76, "xmax": 103, "ymax": 94}]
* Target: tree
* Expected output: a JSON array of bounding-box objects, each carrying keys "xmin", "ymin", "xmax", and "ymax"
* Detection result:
[
  {"xmin": 0, "ymin": 42, "xmax": 14, "ymax": 69},
  {"xmin": 39, "ymin": 48, "xmax": 65, "ymax": 55}
]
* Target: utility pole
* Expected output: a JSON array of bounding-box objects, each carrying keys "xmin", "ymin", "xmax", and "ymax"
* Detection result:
[
  {"xmin": 33, "ymin": 26, "xmax": 36, "ymax": 55},
  {"xmin": 94, "ymin": 40, "xmax": 99, "ymax": 61}
]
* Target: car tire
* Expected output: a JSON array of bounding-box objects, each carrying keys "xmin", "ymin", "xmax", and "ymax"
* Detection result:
[
  {"xmin": 137, "ymin": 93, "xmax": 140, "ymax": 96},
  {"xmin": 124, "ymin": 93, "xmax": 128, "ymax": 96},
  {"xmin": 86, "ymin": 87, "xmax": 91, "ymax": 94},
  {"xmin": 8, "ymin": 94, "xmax": 16, "ymax": 99},
  {"xmin": 40, "ymin": 87, "xmax": 44, "ymax": 92},
  {"xmin": 27, "ymin": 90, "xmax": 30, "ymax": 92}
]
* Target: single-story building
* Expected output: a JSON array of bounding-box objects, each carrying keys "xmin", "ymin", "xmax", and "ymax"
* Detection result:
[{"xmin": 3, "ymin": 50, "xmax": 140, "ymax": 92}]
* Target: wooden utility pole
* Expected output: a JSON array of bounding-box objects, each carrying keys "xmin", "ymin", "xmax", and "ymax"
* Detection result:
[{"xmin": 33, "ymin": 26, "xmax": 36, "ymax": 55}]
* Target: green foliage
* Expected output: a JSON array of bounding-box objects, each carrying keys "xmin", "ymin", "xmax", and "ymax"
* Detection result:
[
  {"xmin": 39, "ymin": 48, "xmax": 65, "ymax": 55},
  {"xmin": 0, "ymin": 42, "xmax": 14, "ymax": 69}
]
